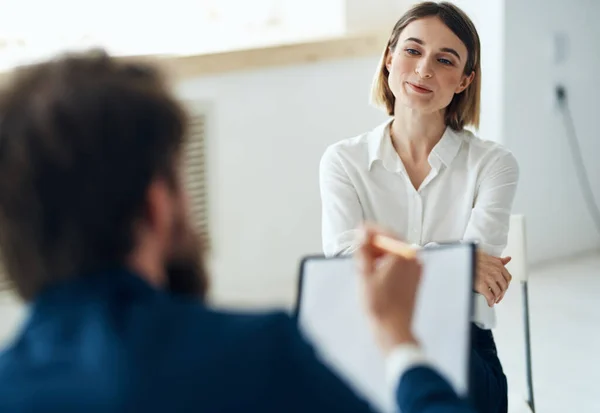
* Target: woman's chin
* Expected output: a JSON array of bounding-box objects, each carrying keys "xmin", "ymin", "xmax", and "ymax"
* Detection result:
[
  {"xmin": 397, "ymin": 97, "xmax": 433, "ymax": 112},
  {"xmin": 396, "ymin": 93, "xmax": 450, "ymax": 115}
]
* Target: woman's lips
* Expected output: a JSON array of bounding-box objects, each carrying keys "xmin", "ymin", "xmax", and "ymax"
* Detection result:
[{"xmin": 406, "ymin": 82, "xmax": 433, "ymax": 93}]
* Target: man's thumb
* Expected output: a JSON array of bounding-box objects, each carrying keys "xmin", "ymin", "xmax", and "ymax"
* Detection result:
[{"xmin": 500, "ymin": 256, "xmax": 512, "ymax": 265}]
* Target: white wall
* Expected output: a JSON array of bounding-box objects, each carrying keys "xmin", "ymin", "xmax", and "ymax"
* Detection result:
[
  {"xmin": 345, "ymin": 0, "xmax": 409, "ymax": 33},
  {"xmin": 451, "ymin": 0, "xmax": 505, "ymax": 144},
  {"xmin": 177, "ymin": 56, "xmax": 388, "ymax": 306},
  {"xmin": 503, "ymin": 0, "xmax": 600, "ymax": 262}
]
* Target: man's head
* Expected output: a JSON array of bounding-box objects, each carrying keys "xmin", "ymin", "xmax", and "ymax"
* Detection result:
[{"xmin": 0, "ymin": 49, "xmax": 208, "ymax": 301}]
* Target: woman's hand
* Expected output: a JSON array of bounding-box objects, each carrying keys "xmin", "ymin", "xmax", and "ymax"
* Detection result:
[{"xmin": 475, "ymin": 250, "xmax": 513, "ymax": 307}]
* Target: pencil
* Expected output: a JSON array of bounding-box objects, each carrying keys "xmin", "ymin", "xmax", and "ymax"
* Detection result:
[{"xmin": 372, "ymin": 234, "xmax": 418, "ymax": 259}]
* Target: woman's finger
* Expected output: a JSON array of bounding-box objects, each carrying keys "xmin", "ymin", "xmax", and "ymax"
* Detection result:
[
  {"xmin": 501, "ymin": 267, "xmax": 512, "ymax": 284},
  {"xmin": 486, "ymin": 276, "xmax": 502, "ymax": 298},
  {"xmin": 494, "ymin": 270, "xmax": 509, "ymax": 292},
  {"xmin": 479, "ymin": 285, "xmax": 496, "ymax": 307}
]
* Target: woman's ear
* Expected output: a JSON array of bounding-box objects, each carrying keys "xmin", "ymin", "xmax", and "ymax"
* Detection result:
[
  {"xmin": 455, "ymin": 71, "xmax": 475, "ymax": 94},
  {"xmin": 385, "ymin": 48, "xmax": 394, "ymax": 72}
]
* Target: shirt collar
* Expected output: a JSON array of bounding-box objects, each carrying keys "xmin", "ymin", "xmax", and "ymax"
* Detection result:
[
  {"xmin": 430, "ymin": 127, "xmax": 463, "ymax": 168},
  {"xmin": 367, "ymin": 118, "xmax": 399, "ymax": 172},
  {"xmin": 367, "ymin": 119, "xmax": 463, "ymax": 171}
]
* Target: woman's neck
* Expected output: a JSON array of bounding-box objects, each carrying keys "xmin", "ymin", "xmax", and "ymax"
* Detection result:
[{"xmin": 390, "ymin": 106, "xmax": 447, "ymax": 162}]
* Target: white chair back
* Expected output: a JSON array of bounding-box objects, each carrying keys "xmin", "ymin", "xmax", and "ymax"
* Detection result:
[{"xmin": 497, "ymin": 213, "xmax": 536, "ymax": 412}]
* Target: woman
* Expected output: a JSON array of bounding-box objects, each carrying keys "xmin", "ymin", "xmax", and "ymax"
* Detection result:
[{"xmin": 319, "ymin": 2, "xmax": 518, "ymax": 413}]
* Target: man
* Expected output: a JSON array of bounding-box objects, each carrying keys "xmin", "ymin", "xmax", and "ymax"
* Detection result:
[{"xmin": 0, "ymin": 50, "xmax": 474, "ymax": 413}]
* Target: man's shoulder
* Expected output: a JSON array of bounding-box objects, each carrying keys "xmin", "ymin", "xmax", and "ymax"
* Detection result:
[
  {"xmin": 164, "ymin": 299, "xmax": 299, "ymax": 351},
  {"xmin": 200, "ymin": 306, "xmax": 296, "ymax": 339},
  {"xmin": 153, "ymin": 302, "xmax": 306, "ymax": 393}
]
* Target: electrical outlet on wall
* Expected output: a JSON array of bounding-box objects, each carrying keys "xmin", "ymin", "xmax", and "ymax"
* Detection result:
[
  {"xmin": 546, "ymin": 81, "xmax": 566, "ymax": 112},
  {"xmin": 546, "ymin": 32, "xmax": 569, "ymax": 112}
]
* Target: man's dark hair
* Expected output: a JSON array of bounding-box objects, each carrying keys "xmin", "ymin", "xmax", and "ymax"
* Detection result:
[{"xmin": 0, "ymin": 49, "xmax": 188, "ymax": 300}]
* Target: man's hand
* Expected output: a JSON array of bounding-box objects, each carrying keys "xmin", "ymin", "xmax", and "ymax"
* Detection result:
[
  {"xmin": 475, "ymin": 250, "xmax": 513, "ymax": 307},
  {"xmin": 356, "ymin": 224, "xmax": 423, "ymax": 355}
]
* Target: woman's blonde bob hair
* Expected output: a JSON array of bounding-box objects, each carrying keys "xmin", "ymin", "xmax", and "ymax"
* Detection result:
[{"xmin": 371, "ymin": 1, "xmax": 481, "ymax": 131}]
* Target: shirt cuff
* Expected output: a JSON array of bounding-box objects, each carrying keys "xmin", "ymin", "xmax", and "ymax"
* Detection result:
[
  {"xmin": 385, "ymin": 343, "xmax": 430, "ymax": 394},
  {"xmin": 472, "ymin": 293, "xmax": 497, "ymax": 329}
]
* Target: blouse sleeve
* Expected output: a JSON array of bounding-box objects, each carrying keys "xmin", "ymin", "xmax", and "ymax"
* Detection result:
[
  {"xmin": 319, "ymin": 146, "xmax": 364, "ymax": 257},
  {"xmin": 463, "ymin": 151, "xmax": 520, "ymax": 256}
]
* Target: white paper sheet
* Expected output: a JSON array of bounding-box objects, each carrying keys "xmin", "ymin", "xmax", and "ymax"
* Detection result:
[{"xmin": 296, "ymin": 243, "xmax": 474, "ymax": 413}]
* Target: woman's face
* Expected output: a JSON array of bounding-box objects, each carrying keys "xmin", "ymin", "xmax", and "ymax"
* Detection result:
[{"xmin": 386, "ymin": 16, "xmax": 474, "ymax": 114}]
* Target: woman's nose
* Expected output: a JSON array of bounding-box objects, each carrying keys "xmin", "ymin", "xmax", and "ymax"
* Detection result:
[{"xmin": 415, "ymin": 59, "xmax": 433, "ymax": 79}]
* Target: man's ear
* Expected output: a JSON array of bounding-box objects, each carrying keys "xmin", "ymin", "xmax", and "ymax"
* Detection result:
[
  {"xmin": 456, "ymin": 71, "xmax": 475, "ymax": 94},
  {"xmin": 145, "ymin": 178, "xmax": 175, "ymax": 245},
  {"xmin": 126, "ymin": 178, "xmax": 176, "ymax": 287}
]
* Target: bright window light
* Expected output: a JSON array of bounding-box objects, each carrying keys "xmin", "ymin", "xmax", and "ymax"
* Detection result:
[{"xmin": 0, "ymin": 0, "xmax": 346, "ymax": 71}]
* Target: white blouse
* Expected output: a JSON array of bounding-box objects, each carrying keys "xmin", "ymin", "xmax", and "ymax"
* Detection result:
[{"xmin": 319, "ymin": 119, "xmax": 520, "ymax": 328}]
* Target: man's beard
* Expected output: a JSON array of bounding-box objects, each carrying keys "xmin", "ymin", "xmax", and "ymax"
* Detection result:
[{"xmin": 165, "ymin": 223, "xmax": 209, "ymax": 300}]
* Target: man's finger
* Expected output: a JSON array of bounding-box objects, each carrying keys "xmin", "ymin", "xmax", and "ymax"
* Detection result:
[
  {"xmin": 378, "ymin": 253, "xmax": 407, "ymax": 277},
  {"xmin": 358, "ymin": 223, "xmax": 400, "ymax": 260},
  {"xmin": 355, "ymin": 247, "xmax": 372, "ymax": 277},
  {"xmin": 356, "ymin": 239, "xmax": 378, "ymax": 277},
  {"xmin": 500, "ymin": 256, "xmax": 512, "ymax": 265},
  {"xmin": 360, "ymin": 222, "xmax": 399, "ymax": 240},
  {"xmin": 356, "ymin": 226, "xmax": 381, "ymax": 276},
  {"xmin": 357, "ymin": 226, "xmax": 379, "ymax": 259}
]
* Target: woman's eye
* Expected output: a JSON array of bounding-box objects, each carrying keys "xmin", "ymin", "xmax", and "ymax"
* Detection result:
[
  {"xmin": 438, "ymin": 58, "xmax": 453, "ymax": 65},
  {"xmin": 404, "ymin": 48, "xmax": 420, "ymax": 55}
]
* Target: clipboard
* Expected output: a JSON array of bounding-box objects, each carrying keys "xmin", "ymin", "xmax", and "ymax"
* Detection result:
[{"xmin": 294, "ymin": 242, "xmax": 475, "ymax": 413}]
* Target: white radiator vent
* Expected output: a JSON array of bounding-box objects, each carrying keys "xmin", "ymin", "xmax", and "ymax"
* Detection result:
[{"xmin": 183, "ymin": 102, "xmax": 211, "ymax": 252}]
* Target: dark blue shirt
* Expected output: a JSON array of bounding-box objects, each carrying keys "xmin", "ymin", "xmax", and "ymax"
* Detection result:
[{"xmin": 0, "ymin": 269, "xmax": 472, "ymax": 413}]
